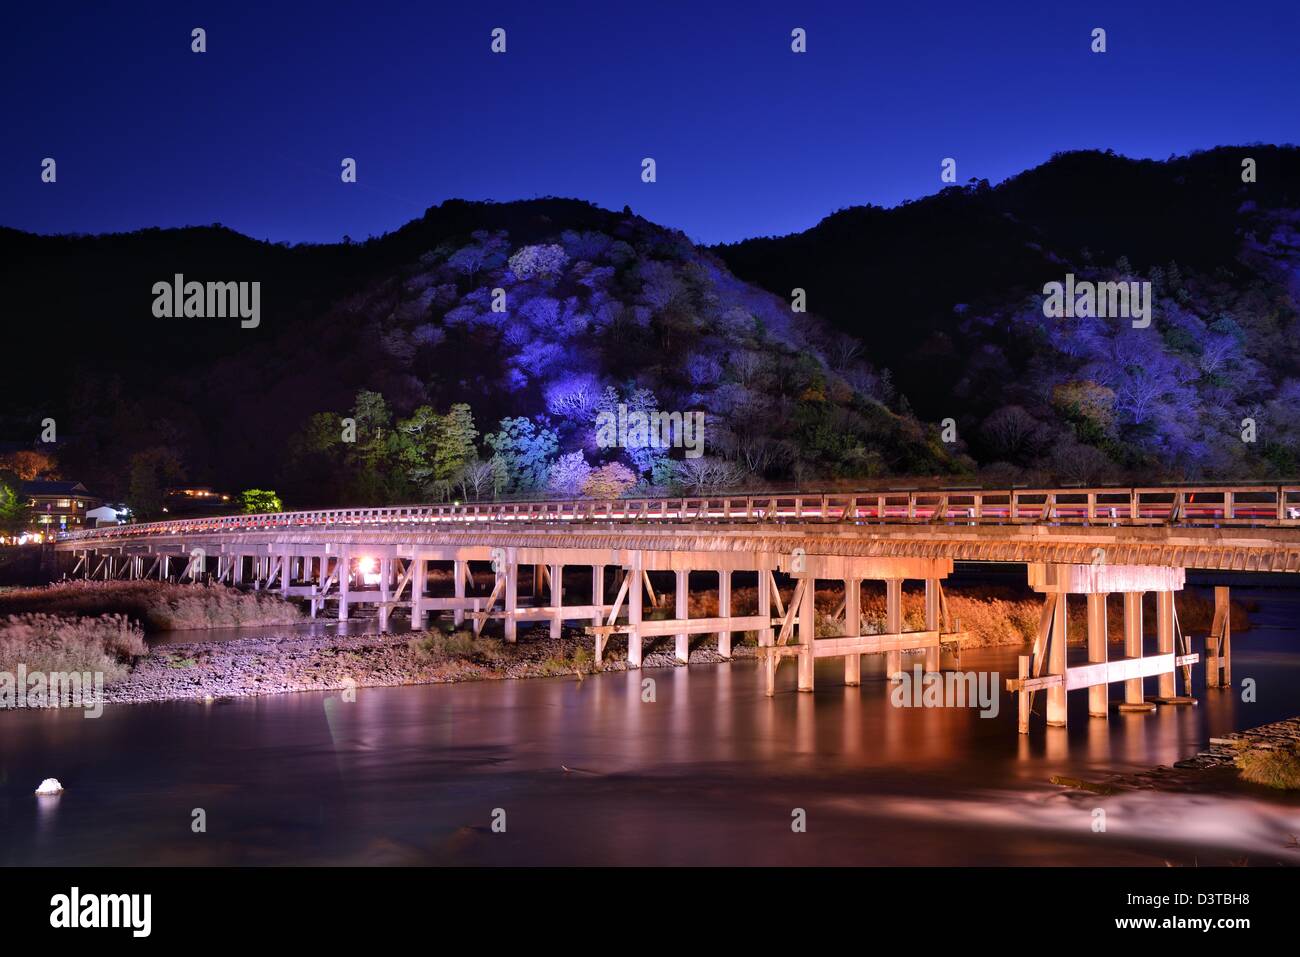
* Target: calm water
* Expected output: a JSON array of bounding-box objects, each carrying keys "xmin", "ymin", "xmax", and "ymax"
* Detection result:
[{"xmin": 3, "ymin": 589, "xmax": 1299, "ymax": 866}]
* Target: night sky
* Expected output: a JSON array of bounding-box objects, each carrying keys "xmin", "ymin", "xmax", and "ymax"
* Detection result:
[{"xmin": 3, "ymin": 0, "xmax": 1296, "ymax": 245}]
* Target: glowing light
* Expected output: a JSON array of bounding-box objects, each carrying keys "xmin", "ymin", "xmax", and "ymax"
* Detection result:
[{"xmin": 357, "ymin": 556, "xmax": 376, "ymax": 574}]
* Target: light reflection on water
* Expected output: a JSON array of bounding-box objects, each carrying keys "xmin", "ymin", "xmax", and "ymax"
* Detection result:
[{"xmin": 1, "ymin": 589, "xmax": 1298, "ymax": 865}]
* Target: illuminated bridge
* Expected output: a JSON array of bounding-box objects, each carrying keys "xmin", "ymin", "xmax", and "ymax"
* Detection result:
[{"xmin": 57, "ymin": 484, "xmax": 1300, "ymax": 732}]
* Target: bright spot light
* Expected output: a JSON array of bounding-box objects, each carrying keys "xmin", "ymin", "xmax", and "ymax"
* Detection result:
[{"xmin": 357, "ymin": 556, "xmax": 376, "ymax": 574}]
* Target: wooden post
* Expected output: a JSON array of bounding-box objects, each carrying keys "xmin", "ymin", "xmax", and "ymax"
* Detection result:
[
  {"xmin": 1087, "ymin": 593, "xmax": 1108, "ymax": 717},
  {"xmin": 503, "ymin": 561, "xmax": 518, "ymax": 643},
  {"xmin": 717, "ymin": 570, "xmax": 732, "ymax": 659},
  {"xmin": 281, "ymin": 551, "xmax": 292, "ymax": 598},
  {"xmin": 1123, "ymin": 591, "xmax": 1144, "ymax": 705},
  {"xmin": 1047, "ymin": 591, "xmax": 1068, "ymax": 727},
  {"xmin": 592, "ymin": 565, "xmax": 605, "ymax": 629},
  {"xmin": 412, "ymin": 557, "xmax": 428, "ymax": 630},
  {"xmin": 549, "ymin": 562, "xmax": 563, "ymax": 640},
  {"xmin": 1018, "ymin": 654, "xmax": 1030, "ymax": 734},
  {"xmin": 378, "ymin": 557, "xmax": 392, "ymax": 631},
  {"xmin": 757, "ymin": 569, "xmax": 774, "ymax": 647},
  {"xmin": 843, "ymin": 578, "xmax": 861, "ymax": 685},
  {"xmin": 674, "ymin": 569, "xmax": 689, "ymax": 663},
  {"xmin": 453, "ymin": 559, "xmax": 466, "ymax": 626},
  {"xmin": 1218, "ymin": 585, "xmax": 1231, "ymax": 686},
  {"xmin": 231, "ymin": 553, "xmax": 243, "ymax": 586},
  {"xmin": 313, "ymin": 555, "xmax": 326, "ymax": 618},
  {"xmin": 797, "ymin": 575, "xmax": 816, "ymax": 692},
  {"xmin": 924, "ymin": 578, "xmax": 941, "ymax": 672},
  {"xmin": 1156, "ymin": 589, "xmax": 1176, "ymax": 699},
  {"xmin": 886, "ymin": 579, "xmax": 903, "ymax": 682},
  {"xmin": 627, "ymin": 561, "xmax": 643, "ymax": 668},
  {"xmin": 338, "ymin": 550, "xmax": 350, "ymax": 621}
]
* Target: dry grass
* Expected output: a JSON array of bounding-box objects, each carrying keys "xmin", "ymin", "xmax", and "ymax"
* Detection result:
[
  {"xmin": 643, "ymin": 579, "xmax": 1249, "ymax": 649},
  {"xmin": 1236, "ymin": 746, "xmax": 1300, "ymax": 790},
  {"xmin": 0, "ymin": 613, "xmax": 146, "ymax": 683},
  {"xmin": 0, "ymin": 580, "xmax": 302, "ymax": 631}
]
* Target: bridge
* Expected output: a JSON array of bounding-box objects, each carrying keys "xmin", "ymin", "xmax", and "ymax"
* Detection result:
[{"xmin": 58, "ymin": 484, "xmax": 1300, "ymax": 732}]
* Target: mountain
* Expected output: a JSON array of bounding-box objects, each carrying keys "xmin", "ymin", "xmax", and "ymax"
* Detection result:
[
  {"xmin": 0, "ymin": 200, "xmax": 961, "ymax": 510},
  {"xmin": 715, "ymin": 146, "xmax": 1300, "ymax": 482}
]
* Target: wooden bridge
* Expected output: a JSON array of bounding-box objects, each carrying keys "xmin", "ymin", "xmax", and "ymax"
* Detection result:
[{"xmin": 57, "ymin": 484, "xmax": 1300, "ymax": 731}]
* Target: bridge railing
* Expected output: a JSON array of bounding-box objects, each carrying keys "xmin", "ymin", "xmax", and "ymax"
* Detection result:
[{"xmin": 56, "ymin": 484, "xmax": 1300, "ymax": 544}]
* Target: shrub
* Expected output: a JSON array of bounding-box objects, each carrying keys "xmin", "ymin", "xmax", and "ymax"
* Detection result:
[
  {"xmin": 0, "ymin": 613, "xmax": 146, "ymax": 684},
  {"xmin": 0, "ymin": 581, "xmax": 302, "ymax": 631},
  {"xmin": 1236, "ymin": 747, "xmax": 1300, "ymax": 790}
]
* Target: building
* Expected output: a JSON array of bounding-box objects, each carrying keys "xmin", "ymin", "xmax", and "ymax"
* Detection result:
[
  {"xmin": 163, "ymin": 485, "xmax": 233, "ymax": 516},
  {"xmin": 21, "ymin": 480, "xmax": 101, "ymax": 537},
  {"xmin": 86, "ymin": 503, "xmax": 128, "ymax": 527}
]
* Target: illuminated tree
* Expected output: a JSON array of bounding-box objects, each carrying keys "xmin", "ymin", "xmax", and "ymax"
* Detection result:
[
  {"xmin": 0, "ymin": 480, "xmax": 30, "ymax": 538},
  {"xmin": 240, "ymin": 489, "xmax": 283, "ymax": 513},
  {"xmin": 581, "ymin": 462, "xmax": 637, "ymax": 499}
]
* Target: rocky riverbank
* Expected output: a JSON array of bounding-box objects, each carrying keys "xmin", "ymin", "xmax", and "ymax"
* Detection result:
[
  {"xmin": 100, "ymin": 625, "xmax": 759, "ymax": 705},
  {"xmin": 1051, "ymin": 716, "xmax": 1300, "ymax": 795}
]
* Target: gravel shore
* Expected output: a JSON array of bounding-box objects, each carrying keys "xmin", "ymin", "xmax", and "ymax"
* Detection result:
[{"xmin": 101, "ymin": 626, "xmax": 759, "ymax": 705}]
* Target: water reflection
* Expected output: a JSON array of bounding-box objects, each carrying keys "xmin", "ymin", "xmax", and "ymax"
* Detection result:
[{"xmin": 1, "ymin": 591, "xmax": 1298, "ymax": 865}]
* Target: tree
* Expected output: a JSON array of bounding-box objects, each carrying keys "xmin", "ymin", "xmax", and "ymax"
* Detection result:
[
  {"xmin": 240, "ymin": 489, "xmax": 283, "ymax": 513},
  {"xmin": 581, "ymin": 462, "xmax": 637, "ymax": 499},
  {"xmin": 547, "ymin": 452, "xmax": 592, "ymax": 497},
  {"xmin": 126, "ymin": 448, "xmax": 183, "ymax": 521},
  {"xmin": 0, "ymin": 479, "xmax": 30, "ymax": 539},
  {"xmin": 674, "ymin": 457, "xmax": 748, "ymax": 494},
  {"xmin": 508, "ymin": 244, "xmax": 568, "ymax": 279},
  {"xmin": 484, "ymin": 417, "xmax": 558, "ymax": 492},
  {"xmin": 0, "ymin": 450, "xmax": 57, "ymax": 481},
  {"xmin": 455, "ymin": 459, "xmax": 495, "ymax": 501},
  {"xmin": 434, "ymin": 403, "xmax": 478, "ymax": 481}
]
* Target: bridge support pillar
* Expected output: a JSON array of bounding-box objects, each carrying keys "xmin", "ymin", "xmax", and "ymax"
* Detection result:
[
  {"xmin": 503, "ymin": 562, "xmax": 518, "ymax": 643},
  {"xmin": 797, "ymin": 575, "xmax": 816, "ymax": 692},
  {"xmin": 757, "ymin": 571, "xmax": 774, "ymax": 647},
  {"xmin": 717, "ymin": 570, "xmax": 732, "ymax": 660},
  {"xmin": 924, "ymin": 579, "xmax": 941, "ymax": 672},
  {"xmin": 312, "ymin": 555, "xmax": 326, "ymax": 618},
  {"xmin": 453, "ymin": 560, "xmax": 466, "ymax": 626},
  {"xmin": 1156, "ymin": 590, "xmax": 1176, "ymax": 699},
  {"xmin": 843, "ymin": 578, "xmax": 861, "ymax": 686},
  {"xmin": 549, "ymin": 563, "xmax": 563, "ymax": 640},
  {"xmin": 1207, "ymin": 585, "xmax": 1231, "ymax": 688},
  {"xmin": 378, "ymin": 557, "xmax": 392, "ymax": 631},
  {"xmin": 412, "ymin": 558, "xmax": 428, "ymax": 630},
  {"xmin": 1047, "ymin": 592, "xmax": 1068, "ymax": 727},
  {"xmin": 592, "ymin": 565, "xmax": 605, "ymax": 629},
  {"xmin": 674, "ymin": 569, "xmax": 689, "ymax": 663},
  {"xmin": 337, "ymin": 550, "xmax": 350, "ymax": 621},
  {"xmin": 1087, "ymin": 593, "xmax": 1109, "ymax": 717},
  {"xmin": 885, "ymin": 579, "xmax": 903, "ymax": 682},
  {"xmin": 1120, "ymin": 592, "xmax": 1155, "ymax": 712},
  {"xmin": 627, "ymin": 564, "xmax": 643, "ymax": 668}
]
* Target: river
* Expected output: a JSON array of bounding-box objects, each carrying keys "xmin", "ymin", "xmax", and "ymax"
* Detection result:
[{"xmin": 2, "ymin": 587, "xmax": 1299, "ymax": 866}]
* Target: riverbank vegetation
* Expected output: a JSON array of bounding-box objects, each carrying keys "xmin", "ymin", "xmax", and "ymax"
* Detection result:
[
  {"xmin": 667, "ymin": 582, "xmax": 1249, "ymax": 649},
  {"xmin": 0, "ymin": 581, "xmax": 302, "ymax": 631},
  {"xmin": 0, "ymin": 613, "xmax": 146, "ymax": 682},
  {"xmin": 1236, "ymin": 746, "xmax": 1300, "ymax": 790}
]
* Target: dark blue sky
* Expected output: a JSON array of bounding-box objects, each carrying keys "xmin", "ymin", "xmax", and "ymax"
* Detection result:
[{"xmin": 3, "ymin": 1, "xmax": 1296, "ymax": 245}]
